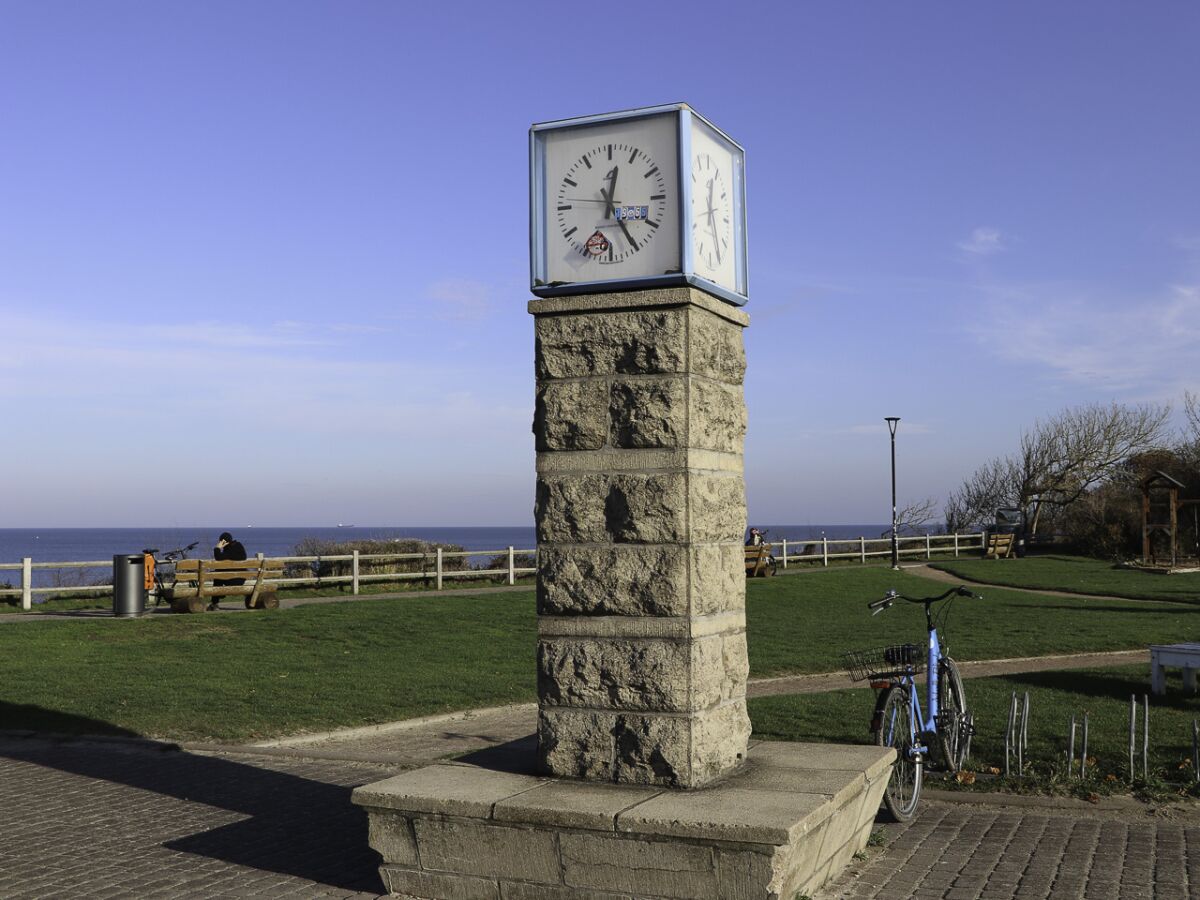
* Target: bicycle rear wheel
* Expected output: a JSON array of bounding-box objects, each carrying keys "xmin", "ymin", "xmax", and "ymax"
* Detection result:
[
  {"xmin": 937, "ymin": 657, "xmax": 969, "ymax": 773},
  {"xmin": 873, "ymin": 686, "xmax": 922, "ymax": 822}
]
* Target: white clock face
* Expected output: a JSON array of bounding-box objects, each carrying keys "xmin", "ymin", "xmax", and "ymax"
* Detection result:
[
  {"xmin": 542, "ymin": 114, "xmax": 680, "ymax": 285},
  {"xmin": 688, "ymin": 118, "xmax": 739, "ymax": 292}
]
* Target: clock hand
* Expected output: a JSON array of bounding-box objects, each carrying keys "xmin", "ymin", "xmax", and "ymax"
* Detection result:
[
  {"xmin": 600, "ymin": 185, "xmax": 637, "ymax": 249},
  {"xmin": 602, "ymin": 167, "xmax": 618, "ymax": 218}
]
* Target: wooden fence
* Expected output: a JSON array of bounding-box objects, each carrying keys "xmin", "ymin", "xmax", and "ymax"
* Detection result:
[{"xmin": 0, "ymin": 531, "xmax": 987, "ymax": 611}]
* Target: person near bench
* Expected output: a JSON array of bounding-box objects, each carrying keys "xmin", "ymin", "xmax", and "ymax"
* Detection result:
[{"xmin": 211, "ymin": 531, "xmax": 248, "ymax": 611}]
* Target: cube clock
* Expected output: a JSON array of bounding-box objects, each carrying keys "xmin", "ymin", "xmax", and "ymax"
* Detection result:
[{"xmin": 530, "ymin": 103, "xmax": 748, "ymax": 307}]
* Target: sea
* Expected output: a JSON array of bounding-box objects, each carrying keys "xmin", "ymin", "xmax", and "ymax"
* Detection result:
[{"xmin": 0, "ymin": 524, "xmax": 890, "ymax": 588}]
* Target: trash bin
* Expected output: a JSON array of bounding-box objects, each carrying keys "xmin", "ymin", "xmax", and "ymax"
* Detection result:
[{"xmin": 113, "ymin": 554, "xmax": 147, "ymax": 618}]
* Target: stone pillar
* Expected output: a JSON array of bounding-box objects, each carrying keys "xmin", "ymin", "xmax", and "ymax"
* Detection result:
[{"xmin": 530, "ymin": 287, "xmax": 751, "ymax": 789}]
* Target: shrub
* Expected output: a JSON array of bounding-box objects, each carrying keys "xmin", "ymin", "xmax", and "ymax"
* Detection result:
[{"xmin": 288, "ymin": 536, "xmax": 469, "ymax": 587}]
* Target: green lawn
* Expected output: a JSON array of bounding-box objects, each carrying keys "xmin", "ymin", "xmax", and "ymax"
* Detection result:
[
  {"xmin": 1, "ymin": 592, "xmax": 538, "ymax": 742},
  {"xmin": 3, "ymin": 565, "xmax": 1198, "ymax": 742},
  {"xmin": 749, "ymin": 663, "xmax": 1200, "ymax": 794},
  {"xmin": 930, "ymin": 554, "xmax": 1200, "ymax": 604},
  {"xmin": 746, "ymin": 567, "xmax": 1194, "ymax": 676}
]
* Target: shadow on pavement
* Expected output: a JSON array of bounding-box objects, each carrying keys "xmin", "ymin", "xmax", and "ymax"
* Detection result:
[{"xmin": 0, "ymin": 708, "xmax": 386, "ymax": 893}]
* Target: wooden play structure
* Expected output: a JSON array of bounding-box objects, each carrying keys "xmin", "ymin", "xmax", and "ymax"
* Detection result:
[{"xmin": 1141, "ymin": 471, "xmax": 1199, "ymax": 569}]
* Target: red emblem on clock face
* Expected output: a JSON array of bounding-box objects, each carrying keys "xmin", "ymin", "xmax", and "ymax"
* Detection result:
[{"xmin": 585, "ymin": 231, "xmax": 609, "ymax": 256}]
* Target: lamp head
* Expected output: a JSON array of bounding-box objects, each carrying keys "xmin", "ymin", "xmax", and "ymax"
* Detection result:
[{"xmin": 884, "ymin": 416, "xmax": 900, "ymax": 437}]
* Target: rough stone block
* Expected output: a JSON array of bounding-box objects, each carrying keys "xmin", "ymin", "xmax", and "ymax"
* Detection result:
[
  {"xmin": 604, "ymin": 473, "xmax": 686, "ymax": 543},
  {"xmin": 535, "ymin": 381, "xmax": 609, "ymax": 451},
  {"xmin": 689, "ymin": 543, "xmax": 746, "ymax": 617},
  {"xmin": 367, "ymin": 813, "xmax": 418, "ymax": 865},
  {"xmin": 380, "ymin": 867, "xmax": 500, "ymax": 900},
  {"xmin": 536, "ymin": 473, "xmax": 687, "ymax": 544},
  {"xmin": 414, "ymin": 818, "xmax": 560, "ymax": 883},
  {"xmin": 535, "ymin": 309, "xmax": 686, "ymax": 379},
  {"xmin": 689, "ymin": 378, "xmax": 746, "ymax": 453},
  {"xmin": 538, "ymin": 708, "xmax": 616, "ymax": 780},
  {"xmin": 689, "ymin": 306, "xmax": 747, "ymax": 385},
  {"xmin": 689, "ymin": 632, "xmax": 749, "ymax": 709},
  {"xmin": 539, "ymin": 638, "xmax": 688, "ymax": 712},
  {"xmin": 537, "ymin": 546, "xmax": 687, "ymax": 617},
  {"xmin": 608, "ymin": 378, "xmax": 685, "ymax": 449},
  {"xmin": 688, "ymin": 473, "xmax": 746, "ymax": 544},
  {"xmin": 535, "ymin": 474, "xmax": 610, "ymax": 543},
  {"xmin": 612, "ymin": 714, "xmax": 690, "ymax": 786},
  {"xmin": 560, "ymin": 833, "xmax": 718, "ymax": 899},
  {"xmin": 690, "ymin": 700, "xmax": 752, "ymax": 786}
]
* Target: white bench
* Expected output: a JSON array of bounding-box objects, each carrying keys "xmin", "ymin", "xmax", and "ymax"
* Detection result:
[{"xmin": 1149, "ymin": 643, "xmax": 1200, "ymax": 695}]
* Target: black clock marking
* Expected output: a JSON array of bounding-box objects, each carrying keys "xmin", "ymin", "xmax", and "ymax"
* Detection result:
[{"xmin": 563, "ymin": 177, "xmax": 577, "ymax": 187}]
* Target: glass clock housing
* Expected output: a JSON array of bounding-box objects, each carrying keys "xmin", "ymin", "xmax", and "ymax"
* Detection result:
[{"xmin": 530, "ymin": 103, "xmax": 748, "ymax": 307}]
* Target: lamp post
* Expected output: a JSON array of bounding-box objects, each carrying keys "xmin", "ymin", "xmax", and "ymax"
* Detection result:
[{"xmin": 885, "ymin": 417, "xmax": 900, "ymax": 570}]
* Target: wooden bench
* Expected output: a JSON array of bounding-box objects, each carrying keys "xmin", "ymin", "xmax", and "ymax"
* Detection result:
[
  {"xmin": 1150, "ymin": 643, "xmax": 1200, "ymax": 695},
  {"xmin": 168, "ymin": 558, "xmax": 284, "ymax": 613},
  {"xmin": 983, "ymin": 533, "xmax": 1015, "ymax": 559},
  {"xmin": 745, "ymin": 544, "xmax": 776, "ymax": 577}
]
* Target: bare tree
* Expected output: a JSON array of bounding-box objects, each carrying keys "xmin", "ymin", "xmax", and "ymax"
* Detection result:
[
  {"xmin": 944, "ymin": 456, "xmax": 1023, "ymax": 532},
  {"xmin": 1020, "ymin": 402, "xmax": 1170, "ymax": 533},
  {"xmin": 1184, "ymin": 391, "xmax": 1200, "ymax": 442},
  {"xmin": 943, "ymin": 402, "xmax": 1170, "ymax": 534},
  {"xmin": 896, "ymin": 497, "xmax": 939, "ymax": 534}
]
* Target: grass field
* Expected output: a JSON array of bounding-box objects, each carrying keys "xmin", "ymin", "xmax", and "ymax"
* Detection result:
[
  {"xmin": 930, "ymin": 554, "xmax": 1200, "ymax": 604},
  {"xmin": 749, "ymin": 663, "xmax": 1200, "ymax": 794},
  {"xmin": 3, "ymin": 565, "xmax": 1198, "ymax": 742}
]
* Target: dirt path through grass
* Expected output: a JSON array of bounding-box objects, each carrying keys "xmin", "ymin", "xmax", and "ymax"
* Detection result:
[{"xmin": 910, "ymin": 563, "xmax": 1161, "ymax": 604}]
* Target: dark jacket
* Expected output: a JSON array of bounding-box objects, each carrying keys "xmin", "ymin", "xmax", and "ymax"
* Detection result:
[{"xmin": 214, "ymin": 539, "xmax": 248, "ymax": 588}]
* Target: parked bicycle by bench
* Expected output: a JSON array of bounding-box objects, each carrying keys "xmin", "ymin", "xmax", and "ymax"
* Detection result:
[{"xmin": 844, "ymin": 585, "xmax": 983, "ymax": 821}]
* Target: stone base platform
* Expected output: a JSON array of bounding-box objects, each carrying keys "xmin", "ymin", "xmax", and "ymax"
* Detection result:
[{"xmin": 351, "ymin": 739, "xmax": 894, "ymax": 900}]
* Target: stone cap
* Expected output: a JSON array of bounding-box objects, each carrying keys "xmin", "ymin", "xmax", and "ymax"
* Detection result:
[
  {"xmin": 352, "ymin": 740, "xmax": 894, "ymax": 849},
  {"xmin": 528, "ymin": 287, "xmax": 750, "ymax": 328}
]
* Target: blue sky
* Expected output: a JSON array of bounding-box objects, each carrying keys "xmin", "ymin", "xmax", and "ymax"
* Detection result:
[{"xmin": 2, "ymin": 2, "xmax": 1197, "ymax": 527}]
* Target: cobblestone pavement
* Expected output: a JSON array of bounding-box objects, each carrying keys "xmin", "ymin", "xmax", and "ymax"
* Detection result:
[
  {"xmin": 7, "ymin": 734, "xmax": 1200, "ymax": 900},
  {"xmin": 0, "ymin": 736, "xmax": 396, "ymax": 898},
  {"xmin": 818, "ymin": 798, "xmax": 1200, "ymax": 900}
]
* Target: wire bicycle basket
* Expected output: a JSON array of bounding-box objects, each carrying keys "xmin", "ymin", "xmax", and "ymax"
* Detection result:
[{"xmin": 843, "ymin": 643, "xmax": 925, "ymax": 682}]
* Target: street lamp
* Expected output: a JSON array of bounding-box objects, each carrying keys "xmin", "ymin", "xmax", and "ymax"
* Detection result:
[{"xmin": 885, "ymin": 417, "xmax": 900, "ymax": 570}]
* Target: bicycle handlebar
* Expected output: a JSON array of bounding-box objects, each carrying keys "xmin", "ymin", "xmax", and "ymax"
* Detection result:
[{"xmin": 867, "ymin": 585, "xmax": 981, "ymax": 614}]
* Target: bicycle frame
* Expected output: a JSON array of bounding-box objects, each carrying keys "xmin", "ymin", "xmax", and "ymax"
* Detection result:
[{"xmin": 882, "ymin": 608, "xmax": 944, "ymax": 760}]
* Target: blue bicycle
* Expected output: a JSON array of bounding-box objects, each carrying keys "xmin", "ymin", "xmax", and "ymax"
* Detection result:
[{"xmin": 844, "ymin": 586, "xmax": 981, "ymax": 821}]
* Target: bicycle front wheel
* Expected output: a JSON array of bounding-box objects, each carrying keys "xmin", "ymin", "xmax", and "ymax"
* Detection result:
[
  {"xmin": 938, "ymin": 657, "xmax": 969, "ymax": 773},
  {"xmin": 874, "ymin": 686, "xmax": 922, "ymax": 822}
]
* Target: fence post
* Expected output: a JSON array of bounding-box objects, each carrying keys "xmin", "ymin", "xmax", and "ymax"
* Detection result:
[
  {"xmin": 436, "ymin": 547, "xmax": 443, "ymax": 590},
  {"xmin": 352, "ymin": 550, "xmax": 360, "ymax": 595},
  {"xmin": 954, "ymin": 533, "xmax": 959, "ymax": 557},
  {"xmin": 822, "ymin": 536, "xmax": 828, "ymax": 567},
  {"xmin": 507, "ymin": 546, "xmax": 515, "ymax": 585},
  {"xmin": 780, "ymin": 538, "xmax": 787, "ymax": 569},
  {"xmin": 926, "ymin": 534, "xmax": 931, "ymax": 560},
  {"xmin": 21, "ymin": 557, "xmax": 32, "ymax": 611},
  {"xmin": 860, "ymin": 537, "xmax": 866, "ymax": 564},
  {"xmin": 981, "ymin": 529, "xmax": 988, "ymax": 555}
]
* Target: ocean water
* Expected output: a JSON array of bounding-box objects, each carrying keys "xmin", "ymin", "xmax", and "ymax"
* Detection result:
[{"xmin": 0, "ymin": 524, "xmax": 891, "ymax": 588}]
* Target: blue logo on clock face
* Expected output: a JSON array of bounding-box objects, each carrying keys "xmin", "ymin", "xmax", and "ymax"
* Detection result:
[{"xmin": 615, "ymin": 206, "xmax": 649, "ymax": 221}]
